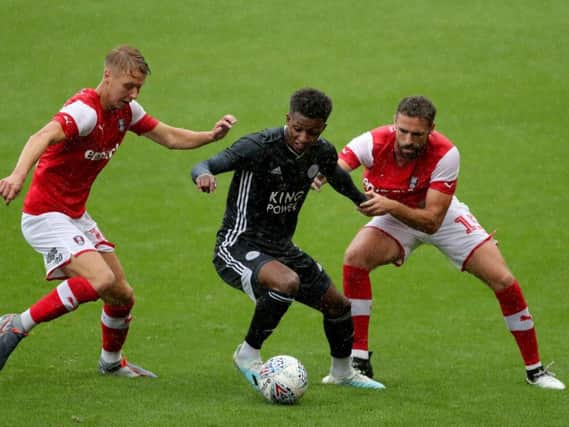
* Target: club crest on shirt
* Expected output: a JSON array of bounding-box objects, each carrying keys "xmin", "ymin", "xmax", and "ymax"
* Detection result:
[
  {"xmin": 118, "ymin": 119, "xmax": 125, "ymax": 133},
  {"xmin": 409, "ymin": 176, "xmax": 418, "ymax": 190},
  {"xmin": 307, "ymin": 164, "xmax": 319, "ymax": 179}
]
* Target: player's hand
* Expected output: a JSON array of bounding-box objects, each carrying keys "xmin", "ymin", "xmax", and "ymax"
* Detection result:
[
  {"xmin": 358, "ymin": 191, "xmax": 393, "ymax": 216},
  {"xmin": 0, "ymin": 174, "xmax": 24, "ymax": 205},
  {"xmin": 195, "ymin": 173, "xmax": 217, "ymax": 193},
  {"xmin": 310, "ymin": 173, "xmax": 327, "ymax": 191},
  {"xmin": 211, "ymin": 114, "xmax": 238, "ymax": 141}
]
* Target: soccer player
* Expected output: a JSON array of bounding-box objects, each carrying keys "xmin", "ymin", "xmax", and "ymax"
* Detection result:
[
  {"xmin": 314, "ymin": 95, "xmax": 565, "ymax": 390},
  {"xmin": 0, "ymin": 45, "xmax": 237, "ymax": 377},
  {"xmin": 191, "ymin": 88, "xmax": 384, "ymax": 391}
]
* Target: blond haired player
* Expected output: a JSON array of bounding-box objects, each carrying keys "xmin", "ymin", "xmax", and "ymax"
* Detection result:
[{"xmin": 0, "ymin": 45, "xmax": 236, "ymax": 377}]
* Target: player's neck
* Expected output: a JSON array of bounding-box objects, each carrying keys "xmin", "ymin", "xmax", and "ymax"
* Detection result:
[{"xmin": 95, "ymin": 83, "xmax": 113, "ymax": 111}]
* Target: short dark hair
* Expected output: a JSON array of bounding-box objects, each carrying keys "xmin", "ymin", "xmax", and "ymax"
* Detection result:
[
  {"xmin": 105, "ymin": 45, "xmax": 151, "ymax": 76},
  {"xmin": 289, "ymin": 88, "xmax": 332, "ymax": 121},
  {"xmin": 396, "ymin": 96, "xmax": 436, "ymax": 124}
]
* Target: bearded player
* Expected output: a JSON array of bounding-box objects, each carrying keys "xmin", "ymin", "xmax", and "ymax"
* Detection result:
[{"xmin": 314, "ymin": 95, "xmax": 564, "ymax": 390}]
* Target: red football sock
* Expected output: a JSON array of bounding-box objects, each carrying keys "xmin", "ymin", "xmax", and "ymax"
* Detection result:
[
  {"xmin": 343, "ymin": 264, "xmax": 372, "ymax": 353},
  {"xmin": 495, "ymin": 281, "xmax": 540, "ymax": 367},
  {"xmin": 101, "ymin": 301, "xmax": 134, "ymax": 352},
  {"xmin": 29, "ymin": 277, "xmax": 99, "ymax": 323}
]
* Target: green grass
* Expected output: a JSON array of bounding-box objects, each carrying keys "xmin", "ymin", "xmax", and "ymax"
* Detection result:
[{"xmin": 1, "ymin": 1, "xmax": 568, "ymax": 426}]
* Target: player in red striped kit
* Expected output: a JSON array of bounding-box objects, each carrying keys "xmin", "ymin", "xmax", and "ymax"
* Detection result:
[
  {"xmin": 314, "ymin": 95, "xmax": 564, "ymax": 389},
  {"xmin": 0, "ymin": 45, "xmax": 237, "ymax": 377}
]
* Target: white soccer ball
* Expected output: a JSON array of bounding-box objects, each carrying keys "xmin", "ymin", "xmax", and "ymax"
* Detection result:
[{"xmin": 258, "ymin": 355, "xmax": 308, "ymax": 404}]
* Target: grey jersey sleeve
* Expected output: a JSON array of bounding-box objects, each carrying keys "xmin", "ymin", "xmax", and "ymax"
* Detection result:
[
  {"xmin": 191, "ymin": 136, "xmax": 262, "ymax": 182},
  {"xmin": 319, "ymin": 142, "xmax": 366, "ymax": 206},
  {"xmin": 326, "ymin": 164, "xmax": 367, "ymax": 205}
]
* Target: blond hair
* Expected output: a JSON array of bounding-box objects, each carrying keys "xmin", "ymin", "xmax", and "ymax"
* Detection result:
[{"xmin": 105, "ymin": 45, "xmax": 151, "ymax": 76}]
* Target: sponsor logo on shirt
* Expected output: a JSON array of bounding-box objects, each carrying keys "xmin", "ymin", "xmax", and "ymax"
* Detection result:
[
  {"xmin": 267, "ymin": 190, "xmax": 305, "ymax": 214},
  {"xmin": 84, "ymin": 143, "xmax": 120, "ymax": 161}
]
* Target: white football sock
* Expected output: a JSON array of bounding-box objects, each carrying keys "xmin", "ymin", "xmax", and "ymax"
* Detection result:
[
  {"xmin": 100, "ymin": 350, "xmax": 122, "ymax": 364},
  {"xmin": 331, "ymin": 356, "xmax": 353, "ymax": 378},
  {"xmin": 238, "ymin": 341, "xmax": 261, "ymax": 360}
]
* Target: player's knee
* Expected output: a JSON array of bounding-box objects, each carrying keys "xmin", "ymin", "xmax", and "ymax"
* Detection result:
[
  {"xmin": 323, "ymin": 293, "xmax": 351, "ymax": 318},
  {"xmin": 343, "ymin": 245, "xmax": 361, "ymax": 266},
  {"xmin": 490, "ymin": 273, "xmax": 517, "ymax": 292},
  {"xmin": 89, "ymin": 268, "xmax": 116, "ymax": 293},
  {"xmin": 97, "ymin": 275, "xmax": 134, "ymax": 305},
  {"xmin": 274, "ymin": 270, "xmax": 300, "ymax": 296},
  {"xmin": 343, "ymin": 246, "xmax": 378, "ymax": 270}
]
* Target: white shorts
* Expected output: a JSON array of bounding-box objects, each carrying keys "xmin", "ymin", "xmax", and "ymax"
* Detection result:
[
  {"xmin": 21, "ymin": 211, "xmax": 115, "ymax": 280},
  {"xmin": 365, "ymin": 197, "xmax": 493, "ymax": 270}
]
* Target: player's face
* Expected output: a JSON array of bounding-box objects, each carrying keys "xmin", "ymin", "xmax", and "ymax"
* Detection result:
[
  {"xmin": 285, "ymin": 112, "xmax": 327, "ymax": 154},
  {"xmin": 394, "ymin": 113, "xmax": 434, "ymax": 160},
  {"xmin": 103, "ymin": 67, "xmax": 146, "ymax": 109}
]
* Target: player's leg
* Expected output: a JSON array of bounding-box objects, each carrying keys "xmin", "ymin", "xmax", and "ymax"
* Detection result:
[
  {"xmin": 291, "ymin": 253, "xmax": 384, "ymax": 390},
  {"xmin": 234, "ymin": 260, "xmax": 298, "ymax": 387},
  {"xmin": 1, "ymin": 213, "xmax": 106, "ymax": 371},
  {"xmin": 92, "ymin": 251, "xmax": 156, "ymax": 378},
  {"xmin": 307, "ymin": 285, "xmax": 385, "ymax": 389},
  {"xmin": 246, "ymin": 260, "xmax": 298, "ymax": 348},
  {"xmin": 434, "ymin": 200, "xmax": 564, "ymax": 389},
  {"xmin": 0, "ymin": 252, "xmax": 105, "ymax": 371},
  {"xmin": 465, "ymin": 241, "xmax": 565, "ymax": 390},
  {"xmin": 213, "ymin": 244, "xmax": 295, "ymax": 389},
  {"xmin": 342, "ymin": 222, "xmax": 407, "ymax": 377}
]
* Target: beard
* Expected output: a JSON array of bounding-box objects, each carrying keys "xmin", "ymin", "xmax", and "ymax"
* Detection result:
[{"xmin": 396, "ymin": 142, "xmax": 426, "ymax": 160}]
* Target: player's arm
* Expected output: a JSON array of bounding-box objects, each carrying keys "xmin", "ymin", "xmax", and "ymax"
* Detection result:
[
  {"xmin": 359, "ymin": 188, "xmax": 453, "ymax": 234},
  {"xmin": 319, "ymin": 144, "xmax": 366, "ymax": 205},
  {"xmin": 312, "ymin": 132, "xmax": 366, "ymax": 192},
  {"xmin": 312, "ymin": 158, "xmax": 352, "ymax": 191},
  {"xmin": 325, "ymin": 163, "xmax": 367, "ymax": 205},
  {"xmin": 0, "ymin": 121, "xmax": 65, "ymax": 205},
  {"xmin": 143, "ymin": 114, "xmax": 237, "ymax": 149},
  {"xmin": 190, "ymin": 136, "xmax": 259, "ymax": 193}
]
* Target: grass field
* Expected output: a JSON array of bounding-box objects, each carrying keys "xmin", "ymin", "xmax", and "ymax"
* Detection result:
[{"xmin": 1, "ymin": 1, "xmax": 568, "ymax": 426}]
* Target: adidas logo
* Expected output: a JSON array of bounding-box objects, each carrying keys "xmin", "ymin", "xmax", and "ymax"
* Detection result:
[{"xmin": 270, "ymin": 166, "xmax": 282, "ymax": 175}]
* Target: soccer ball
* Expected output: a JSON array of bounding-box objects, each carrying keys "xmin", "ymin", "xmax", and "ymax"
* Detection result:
[{"xmin": 258, "ymin": 355, "xmax": 308, "ymax": 404}]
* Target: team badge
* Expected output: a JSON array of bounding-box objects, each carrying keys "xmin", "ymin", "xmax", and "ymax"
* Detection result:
[
  {"xmin": 307, "ymin": 164, "xmax": 319, "ymax": 179},
  {"xmin": 245, "ymin": 251, "xmax": 260, "ymax": 261},
  {"xmin": 73, "ymin": 235, "xmax": 85, "ymax": 245},
  {"xmin": 118, "ymin": 119, "xmax": 125, "ymax": 133},
  {"xmin": 409, "ymin": 176, "xmax": 418, "ymax": 190}
]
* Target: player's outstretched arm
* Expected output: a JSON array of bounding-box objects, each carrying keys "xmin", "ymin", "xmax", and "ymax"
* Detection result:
[
  {"xmin": 143, "ymin": 115, "xmax": 237, "ymax": 150},
  {"xmin": 190, "ymin": 148, "xmax": 240, "ymax": 193},
  {"xmin": 190, "ymin": 136, "xmax": 261, "ymax": 193},
  {"xmin": 0, "ymin": 121, "xmax": 64, "ymax": 205},
  {"xmin": 325, "ymin": 164, "xmax": 367, "ymax": 206}
]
